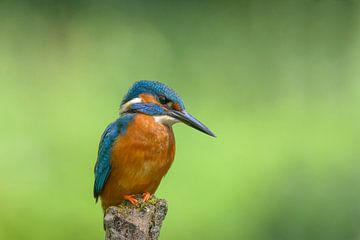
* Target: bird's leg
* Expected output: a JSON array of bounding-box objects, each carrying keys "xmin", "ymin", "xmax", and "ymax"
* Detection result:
[
  {"xmin": 123, "ymin": 194, "xmax": 138, "ymax": 205},
  {"xmin": 142, "ymin": 192, "xmax": 151, "ymax": 202}
]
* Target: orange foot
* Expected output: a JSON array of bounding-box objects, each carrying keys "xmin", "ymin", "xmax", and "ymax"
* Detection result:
[
  {"xmin": 142, "ymin": 192, "xmax": 151, "ymax": 202},
  {"xmin": 123, "ymin": 194, "xmax": 138, "ymax": 205}
]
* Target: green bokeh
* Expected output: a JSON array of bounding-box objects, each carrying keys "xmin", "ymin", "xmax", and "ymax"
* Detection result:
[{"xmin": 1, "ymin": 1, "xmax": 360, "ymax": 239}]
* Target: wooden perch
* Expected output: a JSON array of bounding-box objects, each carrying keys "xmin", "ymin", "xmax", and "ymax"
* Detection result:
[{"xmin": 104, "ymin": 195, "xmax": 168, "ymax": 240}]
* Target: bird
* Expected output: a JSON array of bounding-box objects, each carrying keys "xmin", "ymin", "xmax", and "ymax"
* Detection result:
[{"xmin": 93, "ymin": 80, "xmax": 215, "ymax": 211}]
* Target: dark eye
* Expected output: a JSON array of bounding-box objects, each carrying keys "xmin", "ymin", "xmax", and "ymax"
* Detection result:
[{"xmin": 159, "ymin": 95, "xmax": 169, "ymax": 104}]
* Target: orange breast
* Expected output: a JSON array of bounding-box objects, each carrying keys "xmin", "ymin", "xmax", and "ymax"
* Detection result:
[{"xmin": 100, "ymin": 114, "xmax": 175, "ymax": 210}]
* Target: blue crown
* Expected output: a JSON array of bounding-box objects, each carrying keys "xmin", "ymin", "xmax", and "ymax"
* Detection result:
[{"xmin": 122, "ymin": 80, "xmax": 185, "ymax": 109}]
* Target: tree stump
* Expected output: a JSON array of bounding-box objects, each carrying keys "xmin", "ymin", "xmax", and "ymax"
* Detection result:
[{"xmin": 104, "ymin": 195, "xmax": 168, "ymax": 240}]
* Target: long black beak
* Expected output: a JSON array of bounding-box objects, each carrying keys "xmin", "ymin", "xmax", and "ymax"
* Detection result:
[{"xmin": 168, "ymin": 110, "xmax": 216, "ymax": 137}]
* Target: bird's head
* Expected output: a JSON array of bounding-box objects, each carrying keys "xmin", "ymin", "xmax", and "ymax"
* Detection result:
[{"xmin": 120, "ymin": 80, "xmax": 215, "ymax": 137}]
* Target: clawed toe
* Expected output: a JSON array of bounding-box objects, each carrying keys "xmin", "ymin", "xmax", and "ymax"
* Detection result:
[
  {"xmin": 142, "ymin": 192, "xmax": 151, "ymax": 202},
  {"xmin": 123, "ymin": 194, "xmax": 138, "ymax": 205}
]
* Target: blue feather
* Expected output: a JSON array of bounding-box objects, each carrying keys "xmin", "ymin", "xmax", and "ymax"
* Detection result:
[
  {"xmin": 129, "ymin": 103, "xmax": 167, "ymax": 116},
  {"xmin": 93, "ymin": 113, "xmax": 134, "ymax": 201},
  {"xmin": 122, "ymin": 80, "xmax": 185, "ymax": 110}
]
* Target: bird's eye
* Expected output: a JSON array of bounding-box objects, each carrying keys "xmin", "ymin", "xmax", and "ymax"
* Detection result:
[{"xmin": 159, "ymin": 95, "xmax": 169, "ymax": 104}]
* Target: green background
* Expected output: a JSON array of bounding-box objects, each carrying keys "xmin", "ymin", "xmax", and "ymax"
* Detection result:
[{"xmin": 1, "ymin": 1, "xmax": 360, "ymax": 239}]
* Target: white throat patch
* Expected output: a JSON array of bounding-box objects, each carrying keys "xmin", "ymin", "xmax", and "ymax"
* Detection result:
[
  {"xmin": 153, "ymin": 115, "xmax": 180, "ymax": 126},
  {"xmin": 119, "ymin": 98, "xmax": 142, "ymax": 114}
]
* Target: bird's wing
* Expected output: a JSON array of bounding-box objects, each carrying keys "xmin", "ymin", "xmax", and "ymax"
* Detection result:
[
  {"xmin": 93, "ymin": 121, "xmax": 118, "ymax": 201},
  {"xmin": 93, "ymin": 114, "xmax": 135, "ymax": 201}
]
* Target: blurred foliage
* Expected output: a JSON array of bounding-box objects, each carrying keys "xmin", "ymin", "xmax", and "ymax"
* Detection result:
[{"xmin": 1, "ymin": 0, "xmax": 360, "ymax": 239}]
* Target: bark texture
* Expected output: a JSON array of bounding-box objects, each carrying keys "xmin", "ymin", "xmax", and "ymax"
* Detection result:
[{"xmin": 104, "ymin": 195, "xmax": 168, "ymax": 240}]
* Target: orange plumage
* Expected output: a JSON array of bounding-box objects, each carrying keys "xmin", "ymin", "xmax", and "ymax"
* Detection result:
[{"xmin": 99, "ymin": 114, "xmax": 175, "ymax": 211}]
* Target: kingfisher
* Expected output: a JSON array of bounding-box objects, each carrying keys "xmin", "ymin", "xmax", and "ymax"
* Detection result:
[{"xmin": 93, "ymin": 80, "xmax": 215, "ymax": 211}]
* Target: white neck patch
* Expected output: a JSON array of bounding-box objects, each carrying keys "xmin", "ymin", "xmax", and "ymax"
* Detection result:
[
  {"xmin": 153, "ymin": 115, "xmax": 180, "ymax": 126},
  {"xmin": 119, "ymin": 97, "xmax": 142, "ymax": 114}
]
